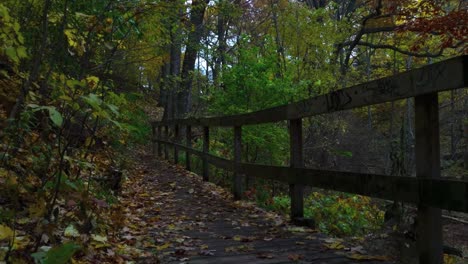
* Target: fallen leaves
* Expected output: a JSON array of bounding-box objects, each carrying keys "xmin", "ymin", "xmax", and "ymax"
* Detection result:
[
  {"xmin": 288, "ymin": 253, "xmax": 304, "ymax": 261},
  {"xmin": 64, "ymin": 224, "xmax": 80, "ymax": 238},
  {"xmin": 0, "ymin": 224, "xmax": 14, "ymax": 240},
  {"xmin": 20, "ymin": 147, "xmax": 391, "ymax": 263},
  {"xmin": 233, "ymin": 235, "xmax": 256, "ymax": 242},
  {"xmin": 156, "ymin": 242, "xmax": 171, "ymax": 251},
  {"xmin": 346, "ymin": 253, "xmax": 390, "ymax": 261},
  {"xmin": 324, "ymin": 241, "xmax": 345, "ymax": 250},
  {"xmin": 225, "ymin": 244, "xmax": 254, "ymax": 253}
]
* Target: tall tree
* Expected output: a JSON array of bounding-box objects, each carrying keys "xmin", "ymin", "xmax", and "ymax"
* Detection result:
[{"xmin": 178, "ymin": 0, "xmax": 211, "ymax": 118}]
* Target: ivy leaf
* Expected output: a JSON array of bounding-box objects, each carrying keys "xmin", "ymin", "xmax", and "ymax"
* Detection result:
[
  {"xmin": 47, "ymin": 107, "xmax": 63, "ymax": 127},
  {"xmin": 5, "ymin": 47, "xmax": 19, "ymax": 63},
  {"xmin": 82, "ymin": 93, "xmax": 103, "ymax": 109},
  {"xmin": 40, "ymin": 243, "xmax": 80, "ymax": 264},
  {"xmin": 16, "ymin": 46, "xmax": 27, "ymax": 58}
]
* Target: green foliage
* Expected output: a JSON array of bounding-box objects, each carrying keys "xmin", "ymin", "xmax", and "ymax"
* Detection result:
[
  {"xmin": 306, "ymin": 192, "xmax": 384, "ymax": 236},
  {"xmin": 0, "ymin": 3, "xmax": 27, "ymax": 69},
  {"xmin": 263, "ymin": 192, "xmax": 384, "ymax": 237},
  {"xmin": 31, "ymin": 243, "xmax": 80, "ymax": 264},
  {"xmin": 27, "ymin": 104, "xmax": 63, "ymax": 127},
  {"xmin": 209, "ymin": 35, "xmax": 294, "ymax": 114}
]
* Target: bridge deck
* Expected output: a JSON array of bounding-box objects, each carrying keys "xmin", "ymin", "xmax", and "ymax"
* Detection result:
[{"xmin": 122, "ymin": 151, "xmax": 394, "ymax": 264}]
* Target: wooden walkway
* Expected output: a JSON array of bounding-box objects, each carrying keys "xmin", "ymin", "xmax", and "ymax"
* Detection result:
[
  {"xmin": 136, "ymin": 154, "xmax": 393, "ymax": 263},
  {"xmin": 151, "ymin": 56, "xmax": 468, "ymax": 263}
]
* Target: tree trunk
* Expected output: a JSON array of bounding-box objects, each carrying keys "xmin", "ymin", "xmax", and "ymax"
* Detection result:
[
  {"xmin": 179, "ymin": 0, "xmax": 210, "ymax": 118},
  {"xmin": 214, "ymin": 0, "xmax": 228, "ymax": 87},
  {"xmin": 270, "ymin": 0, "xmax": 285, "ymax": 78}
]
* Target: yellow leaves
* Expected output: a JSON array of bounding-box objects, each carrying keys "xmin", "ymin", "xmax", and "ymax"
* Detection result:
[
  {"xmin": 225, "ymin": 244, "xmax": 254, "ymax": 252},
  {"xmin": 5, "ymin": 172, "xmax": 18, "ymax": 187},
  {"xmin": 12, "ymin": 236, "xmax": 30, "ymax": 250},
  {"xmin": 85, "ymin": 137, "xmax": 95, "ymax": 148},
  {"xmin": 0, "ymin": 224, "xmax": 14, "ymax": 241},
  {"xmin": 324, "ymin": 241, "xmax": 345, "ymax": 250},
  {"xmin": 323, "ymin": 238, "xmax": 345, "ymax": 250},
  {"xmin": 233, "ymin": 235, "xmax": 256, "ymax": 242},
  {"xmin": 28, "ymin": 198, "xmax": 46, "ymax": 218},
  {"xmin": 85, "ymin": 76, "xmax": 99, "ymax": 89},
  {"xmin": 346, "ymin": 253, "xmax": 389, "ymax": 261},
  {"xmin": 0, "ymin": 225, "xmax": 30, "ymax": 251},
  {"xmin": 0, "ymin": 4, "xmax": 28, "ymax": 66},
  {"xmin": 364, "ymin": 16, "xmax": 395, "ymax": 29},
  {"xmin": 0, "ymin": 168, "xmax": 18, "ymax": 188},
  {"xmin": 91, "ymin": 234, "xmax": 110, "ymax": 249},
  {"xmin": 156, "ymin": 242, "xmax": 171, "ymax": 251},
  {"xmin": 444, "ymin": 254, "xmax": 458, "ymax": 264},
  {"xmin": 64, "ymin": 29, "xmax": 86, "ymax": 56}
]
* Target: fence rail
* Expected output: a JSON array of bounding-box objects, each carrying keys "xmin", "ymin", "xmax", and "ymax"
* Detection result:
[{"xmin": 152, "ymin": 55, "xmax": 468, "ymax": 264}]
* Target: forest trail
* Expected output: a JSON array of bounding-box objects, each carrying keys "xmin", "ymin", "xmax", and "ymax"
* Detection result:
[{"xmin": 118, "ymin": 147, "xmax": 394, "ymax": 264}]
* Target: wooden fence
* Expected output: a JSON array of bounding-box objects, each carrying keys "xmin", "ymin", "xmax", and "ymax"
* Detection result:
[{"xmin": 152, "ymin": 55, "xmax": 468, "ymax": 264}]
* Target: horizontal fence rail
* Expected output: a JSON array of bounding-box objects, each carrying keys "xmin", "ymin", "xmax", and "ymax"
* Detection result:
[
  {"xmin": 154, "ymin": 139, "xmax": 468, "ymax": 213},
  {"xmin": 152, "ymin": 55, "xmax": 467, "ymax": 127},
  {"xmin": 152, "ymin": 55, "xmax": 468, "ymax": 264}
]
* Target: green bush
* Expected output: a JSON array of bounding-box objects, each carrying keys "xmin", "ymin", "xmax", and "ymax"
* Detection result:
[{"xmin": 263, "ymin": 192, "xmax": 384, "ymax": 237}]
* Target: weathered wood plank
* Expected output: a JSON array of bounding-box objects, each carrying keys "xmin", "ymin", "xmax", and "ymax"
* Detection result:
[
  {"xmin": 233, "ymin": 126, "xmax": 242, "ymax": 200},
  {"xmin": 153, "ymin": 55, "xmax": 467, "ymax": 127},
  {"xmin": 289, "ymin": 119, "xmax": 304, "ymax": 219},
  {"xmin": 154, "ymin": 139, "xmax": 468, "ymax": 212},
  {"xmin": 238, "ymin": 164, "xmax": 468, "ymax": 213},
  {"xmin": 414, "ymin": 93, "xmax": 442, "ymax": 264}
]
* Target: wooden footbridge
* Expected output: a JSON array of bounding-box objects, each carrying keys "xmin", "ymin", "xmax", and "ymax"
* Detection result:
[{"xmin": 151, "ymin": 55, "xmax": 468, "ymax": 264}]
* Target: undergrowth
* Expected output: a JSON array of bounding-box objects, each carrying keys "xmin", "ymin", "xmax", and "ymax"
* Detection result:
[{"xmin": 257, "ymin": 189, "xmax": 385, "ymax": 237}]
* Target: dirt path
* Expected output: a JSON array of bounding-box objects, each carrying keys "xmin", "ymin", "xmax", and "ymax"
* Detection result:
[{"xmin": 115, "ymin": 148, "xmax": 395, "ymax": 264}]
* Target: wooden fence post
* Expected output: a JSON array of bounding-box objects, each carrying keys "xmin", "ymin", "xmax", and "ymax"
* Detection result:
[
  {"xmin": 414, "ymin": 93, "xmax": 442, "ymax": 264},
  {"xmin": 233, "ymin": 126, "xmax": 242, "ymax": 200},
  {"xmin": 186, "ymin": 125, "xmax": 192, "ymax": 171},
  {"xmin": 174, "ymin": 124, "xmax": 179, "ymax": 164},
  {"xmin": 157, "ymin": 126, "xmax": 162, "ymax": 157},
  {"xmin": 203, "ymin": 126, "xmax": 209, "ymax": 181},
  {"xmin": 164, "ymin": 125, "xmax": 169, "ymax": 160},
  {"xmin": 289, "ymin": 118, "xmax": 304, "ymax": 219}
]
